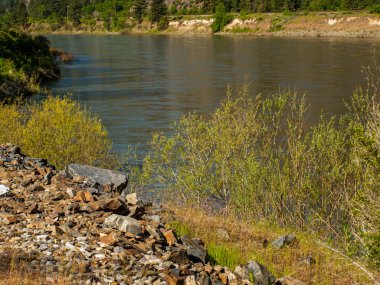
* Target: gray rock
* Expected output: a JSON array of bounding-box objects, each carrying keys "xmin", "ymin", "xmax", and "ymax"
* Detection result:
[
  {"xmin": 271, "ymin": 235, "xmax": 296, "ymax": 249},
  {"xmin": 67, "ymin": 164, "xmax": 128, "ymax": 193},
  {"xmin": 104, "ymin": 214, "xmax": 141, "ymax": 235},
  {"xmin": 246, "ymin": 261, "xmax": 276, "ymax": 285},
  {"xmin": 181, "ymin": 235, "xmax": 207, "ymax": 264}
]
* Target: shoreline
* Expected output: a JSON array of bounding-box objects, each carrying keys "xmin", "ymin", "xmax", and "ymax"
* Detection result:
[{"xmin": 27, "ymin": 12, "xmax": 380, "ymax": 39}]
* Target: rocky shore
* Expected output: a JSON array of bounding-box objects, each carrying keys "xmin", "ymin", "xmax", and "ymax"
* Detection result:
[{"xmin": 0, "ymin": 144, "xmax": 306, "ymax": 285}]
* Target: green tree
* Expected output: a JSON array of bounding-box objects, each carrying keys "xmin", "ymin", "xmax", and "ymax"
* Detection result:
[
  {"xmin": 10, "ymin": 1, "xmax": 29, "ymax": 29},
  {"xmin": 133, "ymin": 0, "xmax": 147, "ymax": 23},
  {"xmin": 211, "ymin": 3, "xmax": 232, "ymax": 32},
  {"xmin": 68, "ymin": 0, "xmax": 85, "ymax": 26},
  {"xmin": 150, "ymin": 0, "xmax": 167, "ymax": 23}
]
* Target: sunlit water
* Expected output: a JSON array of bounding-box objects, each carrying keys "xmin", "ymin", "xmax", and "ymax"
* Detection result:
[{"xmin": 44, "ymin": 35, "xmax": 380, "ymax": 157}]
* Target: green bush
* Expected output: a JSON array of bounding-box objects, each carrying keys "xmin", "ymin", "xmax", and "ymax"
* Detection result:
[
  {"xmin": 269, "ymin": 17, "xmax": 284, "ymax": 32},
  {"xmin": 369, "ymin": 4, "xmax": 380, "ymax": 13},
  {"xmin": 142, "ymin": 83, "xmax": 380, "ymax": 265},
  {"xmin": 211, "ymin": 3, "xmax": 233, "ymax": 33},
  {"xmin": 0, "ymin": 96, "xmax": 112, "ymax": 169}
]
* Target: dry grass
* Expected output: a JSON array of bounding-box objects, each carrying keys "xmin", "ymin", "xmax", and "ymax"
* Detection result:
[
  {"xmin": 0, "ymin": 249, "xmax": 70, "ymax": 285},
  {"xmin": 163, "ymin": 204, "xmax": 379, "ymax": 285}
]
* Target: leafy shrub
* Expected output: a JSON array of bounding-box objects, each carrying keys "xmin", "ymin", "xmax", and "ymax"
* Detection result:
[
  {"xmin": 0, "ymin": 103, "xmax": 23, "ymax": 145},
  {"xmin": 0, "ymin": 96, "xmax": 112, "ymax": 169},
  {"xmin": 142, "ymin": 83, "xmax": 380, "ymax": 265},
  {"xmin": 211, "ymin": 3, "xmax": 233, "ymax": 33},
  {"xmin": 157, "ymin": 16, "xmax": 169, "ymax": 30},
  {"xmin": 370, "ymin": 4, "xmax": 380, "ymax": 13},
  {"xmin": 269, "ymin": 18, "xmax": 284, "ymax": 32}
]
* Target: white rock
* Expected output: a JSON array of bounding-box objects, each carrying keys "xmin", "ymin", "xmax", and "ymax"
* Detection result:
[
  {"xmin": 0, "ymin": 185, "xmax": 10, "ymax": 196},
  {"xmin": 65, "ymin": 242, "xmax": 76, "ymax": 250}
]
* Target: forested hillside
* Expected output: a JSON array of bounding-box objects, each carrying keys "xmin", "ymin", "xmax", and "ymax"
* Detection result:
[{"xmin": 0, "ymin": 0, "xmax": 380, "ymax": 31}]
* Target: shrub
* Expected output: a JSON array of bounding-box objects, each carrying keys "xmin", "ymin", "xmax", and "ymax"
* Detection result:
[
  {"xmin": 269, "ymin": 18, "xmax": 284, "ymax": 32},
  {"xmin": 370, "ymin": 4, "xmax": 380, "ymax": 13},
  {"xmin": 0, "ymin": 96, "xmax": 112, "ymax": 169},
  {"xmin": 142, "ymin": 83, "xmax": 380, "ymax": 265},
  {"xmin": 157, "ymin": 16, "xmax": 169, "ymax": 30},
  {"xmin": 211, "ymin": 3, "xmax": 233, "ymax": 33}
]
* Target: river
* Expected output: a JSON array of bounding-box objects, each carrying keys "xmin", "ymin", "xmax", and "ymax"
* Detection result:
[{"xmin": 45, "ymin": 34, "xmax": 380, "ymax": 155}]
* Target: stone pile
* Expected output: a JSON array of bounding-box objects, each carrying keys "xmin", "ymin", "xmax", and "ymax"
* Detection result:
[{"xmin": 0, "ymin": 144, "xmax": 302, "ymax": 285}]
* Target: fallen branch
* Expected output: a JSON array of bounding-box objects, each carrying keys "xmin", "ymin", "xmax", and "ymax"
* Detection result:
[{"xmin": 315, "ymin": 240, "xmax": 379, "ymax": 285}]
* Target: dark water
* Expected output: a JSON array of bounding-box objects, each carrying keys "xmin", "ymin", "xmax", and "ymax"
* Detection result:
[{"xmin": 45, "ymin": 35, "xmax": 380, "ymax": 154}]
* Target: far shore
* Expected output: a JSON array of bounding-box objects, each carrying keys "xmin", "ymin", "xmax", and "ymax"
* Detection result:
[{"xmin": 27, "ymin": 11, "xmax": 380, "ymax": 39}]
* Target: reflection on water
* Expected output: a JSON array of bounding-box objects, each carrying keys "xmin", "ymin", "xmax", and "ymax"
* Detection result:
[{"xmin": 44, "ymin": 35, "xmax": 380, "ymax": 155}]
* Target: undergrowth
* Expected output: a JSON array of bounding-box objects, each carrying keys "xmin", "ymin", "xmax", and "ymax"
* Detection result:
[
  {"xmin": 143, "ymin": 78, "xmax": 380, "ymax": 269},
  {"xmin": 164, "ymin": 205, "xmax": 377, "ymax": 284}
]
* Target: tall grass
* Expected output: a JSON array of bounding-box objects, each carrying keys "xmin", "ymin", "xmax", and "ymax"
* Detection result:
[{"xmin": 143, "ymin": 82, "xmax": 380, "ymax": 266}]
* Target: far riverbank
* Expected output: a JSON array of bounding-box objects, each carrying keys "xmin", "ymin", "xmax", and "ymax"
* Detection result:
[{"xmin": 28, "ymin": 12, "xmax": 380, "ymax": 39}]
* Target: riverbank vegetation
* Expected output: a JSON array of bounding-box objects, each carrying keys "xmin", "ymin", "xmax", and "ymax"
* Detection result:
[
  {"xmin": 1, "ymin": 0, "xmax": 380, "ymax": 33},
  {"xmin": 142, "ymin": 76, "xmax": 380, "ymax": 272},
  {"xmin": 0, "ymin": 96, "xmax": 112, "ymax": 169},
  {"xmin": 0, "ymin": 31, "xmax": 62, "ymax": 101}
]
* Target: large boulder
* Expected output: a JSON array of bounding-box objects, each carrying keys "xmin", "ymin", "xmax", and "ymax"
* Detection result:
[{"xmin": 66, "ymin": 164, "xmax": 128, "ymax": 193}]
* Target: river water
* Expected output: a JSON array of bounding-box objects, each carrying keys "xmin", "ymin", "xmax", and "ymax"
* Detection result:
[{"xmin": 45, "ymin": 35, "xmax": 380, "ymax": 155}]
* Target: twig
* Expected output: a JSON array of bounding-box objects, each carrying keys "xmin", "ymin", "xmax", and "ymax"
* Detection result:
[{"xmin": 315, "ymin": 240, "xmax": 379, "ymax": 284}]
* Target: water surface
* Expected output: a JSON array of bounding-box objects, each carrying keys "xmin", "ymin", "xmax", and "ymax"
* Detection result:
[{"xmin": 45, "ymin": 35, "xmax": 380, "ymax": 154}]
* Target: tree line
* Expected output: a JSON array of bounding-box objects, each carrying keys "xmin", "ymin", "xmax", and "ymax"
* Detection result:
[{"xmin": 1, "ymin": 0, "xmax": 380, "ymax": 31}]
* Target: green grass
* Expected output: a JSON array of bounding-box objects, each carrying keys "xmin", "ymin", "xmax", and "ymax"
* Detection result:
[
  {"xmin": 207, "ymin": 243, "xmax": 242, "ymax": 269},
  {"xmin": 162, "ymin": 206, "xmax": 377, "ymax": 284},
  {"xmin": 229, "ymin": 26, "xmax": 259, "ymax": 33}
]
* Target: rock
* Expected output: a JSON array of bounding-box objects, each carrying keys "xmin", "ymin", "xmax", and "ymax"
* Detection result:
[
  {"xmin": 162, "ymin": 229, "xmax": 177, "ymax": 246},
  {"xmin": 165, "ymin": 273, "xmax": 186, "ymax": 285},
  {"xmin": 0, "ymin": 144, "xmax": 281, "ymax": 285},
  {"xmin": 185, "ymin": 275, "xmax": 197, "ymax": 285},
  {"xmin": 104, "ymin": 214, "xmax": 141, "ymax": 235},
  {"xmin": 0, "ymin": 185, "xmax": 10, "ymax": 196},
  {"xmin": 215, "ymin": 228, "xmax": 230, "ymax": 241},
  {"xmin": 126, "ymin": 193, "xmax": 138, "ymax": 205},
  {"xmin": 271, "ymin": 235, "xmax": 297, "ymax": 249},
  {"xmin": 235, "ymin": 262, "xmax": 276, "ymax": 285},
  {"xmin": 275, "ymin": 277, "xmax": 306, "ymax": 285},
  {"xmin": 300, "ymin": 255, "xmax": 316, "ymax": 266},
  {"xmin": 9, "ymin": 145, "xmax": 21, "ymax": 154},
  {"xmin": 67, "ymin": 164, "xmax": 128, "ymax": 193},
  {"xmin": 181, "ymin": 235, "xmax": 207, "ymax": 264},
  {"xmin": 0, "ymin": 214, "xmax": 17, "ymax": 224},
  {"xmin": 245, "ymin": 261, "xmax": 276, "ymax": 285}
]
